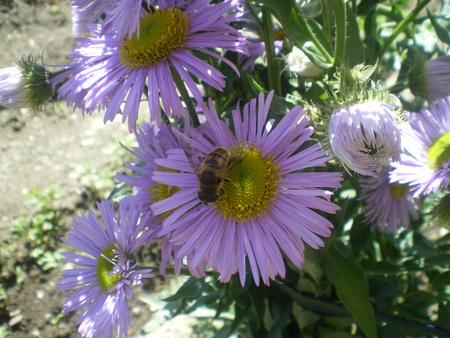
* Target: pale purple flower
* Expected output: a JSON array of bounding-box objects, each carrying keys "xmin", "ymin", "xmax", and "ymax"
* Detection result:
[
  {"xmin": 58, "ymin": 201, "xmax": 155, "ymax": 338},
  {"xmin": 238, "ymin": 36, "xmax": 284, "ymax": 71},
  {"xmin": 71, "ymin": 0, "xmax": 147, "ymax": 38},
  {"xmin": 328, "ymin": 101, "xmax": 402, "ymax": 176},
  {"xmin": 359, "ymin": 167, "xmax": 419, "ymax": 233},
  {"xmin": 390, "ymin": 97, "xmax": 450, "ymax": 197},
  {"xmin": 116, "ymin": 123, "xmax": 207, "ymax": 279},
  {"xmin": 151, "ymin": 91, "xmax": 342, "ymax": 286},
  {"xmin": 425, "ymin": 55, "xmax": 450, "ymax": 101},
  {"xmin": 52, "ymin": 0, "xmax": 248, "ymax": 131},
  {"xmin": 0, "ymin": 65, "xmax": 27, "ymax": 109}
]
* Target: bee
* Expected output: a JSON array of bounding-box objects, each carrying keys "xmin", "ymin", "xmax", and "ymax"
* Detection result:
[{"xmin": 178, "ymin": 132, "xmax": 253, "ymax": 204}]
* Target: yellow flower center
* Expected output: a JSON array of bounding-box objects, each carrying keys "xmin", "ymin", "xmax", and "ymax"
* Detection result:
[
  {"xmin": 427, "ymin": 132, "xmax": 450, "ymax": 168},
  {"xmin": 96, "ymin": 246, "xmax": 121, "ymax": 293},
  {"xmin": 215, "ymin": 148, "xmax": 280, "ymax": 222},
  {"xmin": 149, "ymin": 168, "xmax": 181, "ymax": 221},
  {"xmin": 119, "ymin": 7, "xmax": 190, "ymax": 69},
  {"xmin": 390, "ymin": 182, "xmax": 410, "ymax": 200}
]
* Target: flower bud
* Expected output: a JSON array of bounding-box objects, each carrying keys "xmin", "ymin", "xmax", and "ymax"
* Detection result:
[
  {"xmin": 0, "ymin": 56, "xmax": 54, "ymax": 114},
  {"xmin": 284, "ymin": 46, "xmax": 323, "ymax": 78}
]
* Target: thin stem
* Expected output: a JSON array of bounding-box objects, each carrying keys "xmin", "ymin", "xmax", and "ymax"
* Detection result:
[
  {"xmin": 297, "ymin": 15, "xmax": 334, "ymax": 65},
  {"xmin": 261, "ymin": 7, "xmax": 282, "ymax": 96},
  {"xmin": 321, "ymin": 0, "xmax": 331, "ymax": 38},
  {"xmin": 171, "ymin": 67, "xmax": 200, "ymax": 128},
  {"xmin": 378, "ymin": 0, "xmax": 432, "ymax": 57},
  {"xmin": 331, "ymin": 0, "xmax": 347, "ymax": 67}
]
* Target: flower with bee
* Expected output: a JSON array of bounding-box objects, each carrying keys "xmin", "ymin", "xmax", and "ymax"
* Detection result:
[{"xmin": 148, "ymin": 91, "xmax": 342, "ymax": 286}]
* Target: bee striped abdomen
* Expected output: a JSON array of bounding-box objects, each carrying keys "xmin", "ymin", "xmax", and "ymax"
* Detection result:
[{"xmin": 203, "ymin": 147, "xmax": 228, "ymax": 169}]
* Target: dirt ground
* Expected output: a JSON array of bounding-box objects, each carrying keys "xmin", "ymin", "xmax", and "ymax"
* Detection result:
[{"xmin": 0, "ymin": 1, "xmax": 159, "ymax": 336}]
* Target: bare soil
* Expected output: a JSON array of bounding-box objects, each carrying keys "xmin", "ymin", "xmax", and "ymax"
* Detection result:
[{"xmin": 0, "ymin": 1, "xmax": 156, "ymax": 336}]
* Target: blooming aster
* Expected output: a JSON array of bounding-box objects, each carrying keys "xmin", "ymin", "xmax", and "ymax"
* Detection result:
[
  {"xmin": 116, "ymin": 122, "xmax": 208, "ymax": 278},
  {"xmin": 58, "ymin": 201, "xmax": 155, "ymax": 338},
  {"xmin": 0, "ymin": 65, "xmax": 27, "ymax": 109},
  {"xmin": 328, "ymin": 100, "xmax": 402, "ymax": 176},
  {"xmin": 424, "ymin": 55, "xmax": 450, "ymax": 101},
  {"xmin": 151, "ymin": 91, "xmax": 342, "ymax": 286},
  {"xmin": 359, "ymin": 167, "xmax": 419, "ymax": 233},
  {"xmin": 409, "ymin": 54, "xmax": 450, "ymax": 101},
  {"xmin": 71, "ymin": 0, "xmax": 148, "ymax": 38},
  {"xmin": 51, "ymin": 0, "xmax": 248, "ymax": 131},
  {"xmin": 390, "ymin": 97, "xmax": 450, "ymax": 197}
]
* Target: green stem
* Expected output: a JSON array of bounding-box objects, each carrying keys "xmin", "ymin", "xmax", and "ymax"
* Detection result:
[
  {"xmin": 297, "ymin": 15, "xmax": 334, "ymax": 65},
  {"xmin": 378, "ymin": 0, "xmax": 432, "ymax": 57},
  {"xmin": 171, "ymin": 67, "xmax": 200, "ymax": 128},
  {"xmin": 321, "ymin": 0, "xmax": 331, "ymax": 38},
  {"xmin": 261, "ymin": 7, "xmax": 282, "ymax": 96},
  {"xmin": 331, "ymin": 0, "xmax": 347, "ymax": 67}
]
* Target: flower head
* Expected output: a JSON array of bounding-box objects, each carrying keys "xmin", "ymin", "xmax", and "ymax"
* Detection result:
[
  {"xmin": 71, "ymin": 0, "xmax": 147, "ymax": 38},
  {"xmin": 328, "ymin": 101, "xmax": 402, "ymax": 176},
  {"xmin": 58, "ymin": 201, "xmax": 155, "ymax": 338},
  {"xmin": 238, "ymin": 36, "xmax": 284, "ymax": 72},
  {"xmin": 117, "ymin": 123, "xmax": 208, "ymax": 279},
  {"xmin": 390, "ymin": 97, "xmax": 450, "ymax": 197},
  {"xmin": 284, "ymin": 46, "xmax": 322, "ymax": 78},
  {"xmin": 151, "ymin": 91, "xmax": 342, "ymax": 286},
  {"xmin": 409, "ymin": 54, "xmax": 450, "ymax": 101},
  {"xmin": 0, "ymin": 56, "xmax": 53, "ymax": 113},
  {"xmin": 359, "ymin": 167, "xmax": 419, "ymax": 233},
  {"xmin": 52, "ymin": 0, "xmax": 248, "ymax": 131}
]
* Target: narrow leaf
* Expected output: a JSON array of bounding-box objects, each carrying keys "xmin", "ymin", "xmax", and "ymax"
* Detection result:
[{"xmin": 321, "ymin": 243, "xmax": 377, "ymax": 338}]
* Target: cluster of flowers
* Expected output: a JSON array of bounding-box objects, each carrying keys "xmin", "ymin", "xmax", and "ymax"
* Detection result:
[{"xmin": 1, "ymin": 0, "xmax": 450, "ymax": 337}]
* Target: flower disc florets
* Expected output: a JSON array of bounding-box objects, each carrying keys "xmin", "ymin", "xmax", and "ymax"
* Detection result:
[
  {"xmin": 150, "ymin": 91, "xmax": 342, "ymax": 286},
  {"xmin": 97, "ymin": 246, "xmax": 122, "ymax": 292},
  {"xmin": 216, "ymin": 148, "xmax": 280, "ymax": 222},
  {"xmin": 50, "ymin": 0, "xmax": 249, "ymax": 131},
  {"xmin": 120, "ymin": 8, "xmax": 190, "ymax": 68},
  {"xmin": 390, "ymin": 97, "xmax": 450, "ymax": 197}
]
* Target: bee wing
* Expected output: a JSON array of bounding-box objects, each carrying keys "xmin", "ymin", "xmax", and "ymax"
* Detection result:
[
  {"xmin": 173, "ymin": 129, "xmax": 203, "ymax": 175},
  {"xmin": 223, "ymin": 141, "xmax": 254, "ymax": 177}
]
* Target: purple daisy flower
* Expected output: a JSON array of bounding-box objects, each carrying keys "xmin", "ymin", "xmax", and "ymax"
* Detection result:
[
  {"xmin": 71, "ymin": 0, "xmax": 147, "ymax": 38},
  {"xmin": 390, "ymin": 97, "xmax": 450, "ymax": 197},
  {"xmin": 425, "ymin": 55, "xmax": 450, "ymax": 101},
  {"xmin": 358, "ymin": 167, "xmax": 419, "ymax": 233},
  {"xmin": 116, "ymin": 122, "xmax": 208, "ymax": 279},
  {"xmin": 328, "ymin": 101, "xmax": 402, "ymax": 177},
  {"xmin": 58, "ymin": 201, "xmax": 155, "ymax": 338},
  {"xmin": 151, "ymin": 91, "xmax": 342, "ymax": 286},
  {"xmin": 0, "ymin": 65, "xmax": 27, "ymax": 109},
  {"xmin": 238, "ymin": 36, "xmax": 284, "ymax": 71},
  {"xmin": 51, "ymin": 0, "xmax": 248, "ymax": 131}
]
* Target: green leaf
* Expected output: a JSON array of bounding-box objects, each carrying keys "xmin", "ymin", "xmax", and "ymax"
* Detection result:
[
  {"xmin": 345, "ymin": 3, "xmax": 365, "ymax": 66},
  {"xmin": 292, "ymin": 302, "xmax": 321, "ymax": 330},
  {"xmin": 432, "ymin": 270, "xmax": 450, "ymax": 290},
  {"xmin": 427, "ymin": 9, "xmax": 450, "ymax": 45},
  {"xmin": 424, "ymin": 253, "xmax": 450, "ymax": 267},
  {"xmin": 360, "ymin": 259, "xmax": 402, "ymax": 275},
  {"xmin": 257, "ymin": 0, "xmax": 333, "ymax": 68},
  {"xmin": 438, "ymin": 302, "xmax": 450, "ymax": 331},
  {"xmin": 269, "ymin": 293, "xmax": 292, "ymax": 338},
  {"xmin": 349, "ymin": 215, "xmax": 371, "ymax": 252},
  {"xmin": 248, "ymin": 284, "xmax": 265, "ymax": 329},
  {"xmin": 230, "ymin": 300, "xmax": 251, "ymax": 334},
  {"xmin": 162, "ymin": 277, "xmax": 201, "ymax": 302},
  {"xmin": 320, "ymin": 242, "xmax": 377, "ymax": 338}
]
